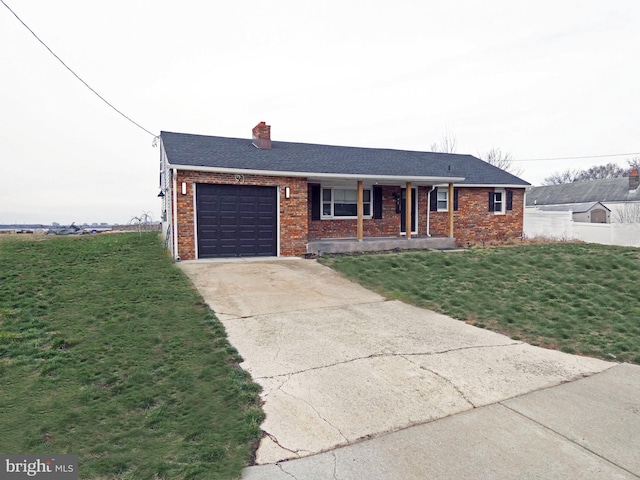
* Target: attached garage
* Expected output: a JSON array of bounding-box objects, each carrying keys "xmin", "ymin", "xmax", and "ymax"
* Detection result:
[{"xmin": 196, "ymin": 184, "xmax": 278, "ymax": 258}]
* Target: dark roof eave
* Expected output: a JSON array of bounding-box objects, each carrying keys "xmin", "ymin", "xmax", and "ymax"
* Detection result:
[{"xmin": 455, "ymin": 182, "xmax": 530, "ymax": 188}]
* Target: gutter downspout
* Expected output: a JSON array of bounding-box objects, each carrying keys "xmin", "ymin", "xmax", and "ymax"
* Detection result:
[
  {"xmin": 522, "ymin": 188, "xmax": 527, "ymax": 240},
  {"xmin": 172, "ymin": 168, "xmax": 179, "ymax": 260},
  {"xmin": 426, "ymin": 186, "xmax": 436, "ymax": 237}
]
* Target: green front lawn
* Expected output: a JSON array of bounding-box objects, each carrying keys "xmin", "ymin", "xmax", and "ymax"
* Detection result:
[
  {"xmin": 320, "ymin": 243, "xmax": 640, "ymax": 364},
  {"xmin": 0, "ymin": 233, "xmax": 263, "ymax": 479}
]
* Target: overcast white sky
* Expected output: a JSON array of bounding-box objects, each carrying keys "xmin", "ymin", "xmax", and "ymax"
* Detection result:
[{"xmin": 1, "ymin": 0, "xmax": 638, "ymax": 224}]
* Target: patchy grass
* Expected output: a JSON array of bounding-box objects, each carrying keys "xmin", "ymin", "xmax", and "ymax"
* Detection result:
[
  {"xmin": 320, "ymin": 243, "xmax": 640, "ymax": 364},
  {"xmin": 0, "ymin": 233, "xmax": 263, "ymax": 479}
]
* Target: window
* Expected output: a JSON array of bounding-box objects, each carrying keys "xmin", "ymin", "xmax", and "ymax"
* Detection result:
[
  {"xmin": 489, "ymin": 189, "xmax": 512, "ymax": 214},
  {"xmin": 494, "ymin": 190, "xmax": 505, "ymax": 214},
  {"xmin": 321, "ymin": 188, "xmax": 371, "ymax": 218},
  {"xmin": 322, "ymin": 188, "xmax": 332, "ymax": 216},
  {"xmin": 436, "ymin": 189, "xmax": 448, "ymax": 211},
  {"xmin": 430, "ymin": 187, "xmax": 459, "ymax": 212}
]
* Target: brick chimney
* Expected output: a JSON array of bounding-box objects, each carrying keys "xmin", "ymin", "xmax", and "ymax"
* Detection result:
[
  {"xmin": 252, "ymin": 121, "xmax": 271, "ymax": 149},
  {"xmin": 630, "ymin": 168, "xmax": 639, "ymax": 191}
]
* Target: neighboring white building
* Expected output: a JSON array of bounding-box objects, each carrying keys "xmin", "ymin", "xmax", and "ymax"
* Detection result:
[{"xmin": 528, "ymin": 202, "xmax": 611, "ymax": 223}]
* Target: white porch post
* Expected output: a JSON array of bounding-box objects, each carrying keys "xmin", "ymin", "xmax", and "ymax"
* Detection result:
[
  {"xmin": 448, "ymin": 182, "xmax": 454, "ymax": 238},
  {"xmin": 405, "ymin": 182, "xmax": 412, "ymax": 239},
  {"xmin": 357, "ymin": 180, "xmax": 364, "ymax": 241}
]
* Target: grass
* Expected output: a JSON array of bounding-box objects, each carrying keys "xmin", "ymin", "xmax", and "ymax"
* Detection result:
[
  {"xmin": 320, "ymin": 243, "xmax": 640, "ymax": 365},
  {"xmin": 0, "ymin": 232, "xmax": 263, "ymax": 479}
]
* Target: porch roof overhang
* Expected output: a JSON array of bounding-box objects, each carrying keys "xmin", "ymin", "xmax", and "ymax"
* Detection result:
[{"xmin": 168, "ymin": 163, "xmax": 465, "ymax": 186}]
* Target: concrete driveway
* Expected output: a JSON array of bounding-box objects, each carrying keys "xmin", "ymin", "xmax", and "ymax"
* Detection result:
[{"xmin": 178, "ymin": 258, "xmax": 640, "ymax": 479}]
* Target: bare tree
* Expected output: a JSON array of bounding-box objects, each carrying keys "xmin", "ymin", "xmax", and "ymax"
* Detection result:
[
  {"xmin": 543, "ymin": 162, "xmax": 628, "ymax": 185},
  {"xmin": 627, "ymin": 157, "xmax": 640, "ymax": 171},
  {"xmin": 579, "ymin": 163, "xmax": 627, "ymax": 181},
  {"xmin": 130, "ymin": 211, "xmax": 155, "ymax": 236},
  {"xmin": 543, "ymin": 169, "xmax": 583, "ymax": 185},
  {"xmin": 478, "ymin": 147, "xmax": 523, "ymax": 176},
  {"xmin": 613, "ymin": 203, "xmax": 640, "ymax": 223},
  {"xmin": 430, "ymin": 130, "xmax": 457, "ymax": 153}
]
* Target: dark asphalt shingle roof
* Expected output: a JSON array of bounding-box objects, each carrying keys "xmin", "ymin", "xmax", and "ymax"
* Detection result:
[
  {"xmin": 160, "ymin": 131, "xmax": 530, "ymax": 186},
  {"xmin": 527, "ymin": 178, "xmax": 640, "ymax": 206}
]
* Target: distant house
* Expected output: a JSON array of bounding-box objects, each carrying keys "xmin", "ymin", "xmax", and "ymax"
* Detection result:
[
  {"xmin": 531, "ymin": 202, "xmax": 611, "ymax": 223},
  {"xmin": 158, "ymin": 122, "xmax": 530, "ymax": 260},
  {"xmin": 526, "ymin": 170, "xmax": 640, "ymax": 223}
]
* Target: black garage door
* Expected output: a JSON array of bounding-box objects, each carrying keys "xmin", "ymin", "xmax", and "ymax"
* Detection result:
[{"xmin": 196, "ymin": 184, "xmax": 277, "ymax": 258}]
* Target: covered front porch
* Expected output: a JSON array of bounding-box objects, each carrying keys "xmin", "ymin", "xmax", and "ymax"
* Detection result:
[
  {"xmin": 307, "ymin": 174, "xmax": 462, "ymax": 255},
  {"xmin": 306, "ymin": 236, "xmax": 456, "ymax": 256}
]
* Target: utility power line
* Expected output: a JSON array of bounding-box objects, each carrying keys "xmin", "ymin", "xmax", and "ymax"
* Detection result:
[
  {"xmin": 1, "ymin": 0, "xmax": 636, "ymax": 158},
  {"xmin": 515, "ymin": 152, "xmax": 640, "ymax": 162},
  {"xmin": 1, "ymin": 0, "xmax": 156, "ymax": 138}
]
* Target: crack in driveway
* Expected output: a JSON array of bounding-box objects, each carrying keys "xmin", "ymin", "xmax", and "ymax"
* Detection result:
[
  {"xmin": 216, "ymin": 299, "xmax": 391, "ymax": 323},
  {"xmin": 331, "ymin": 451, "xmax": 340, "ymax": 480},
  {"xmin": 263, "ymin": 431, "xmax": 301, "ymax": 457},
  {"xmin": 402, "ymin": 355, "xmax": 477, "ymax": 408},
  {"xmin": 276, "ymin": 463, "xmax": 298, "ymax": 479},
  {"xmin": 260, "ymin": 374, "xmax": 292, "ymax": 399},
  {"xmin": 274, "ymin": 317, "xmax": 286, "ymax": 361},
  {"xmin": 262, "ymin": 430, "xmax": 314, "ymax": 460},
  {"xmin": 255, "ymin": 341, "xmax": 523, "ymax": 381},
  {"xmin": 277, "ymin": 386, "xmax": 350, "ymax": 443}
]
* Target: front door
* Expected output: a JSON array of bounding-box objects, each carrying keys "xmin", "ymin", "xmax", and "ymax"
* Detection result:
[{"xmin": 400, "ymin": 188, "xmax": 417, "ymax": 234}]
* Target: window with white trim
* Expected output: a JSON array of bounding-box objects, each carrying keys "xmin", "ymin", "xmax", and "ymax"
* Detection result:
[
  {"xmin": 321, "ymin": 188, "xmax": 371, "ymax": 218},
  {"xmin": 492, "ymin": 189, "xmax": 506, "ymax": 214},
  {"xmin": 430, "ymin": 187, "xmax": 459, "ymax": 212},
  {"xmin": 436, "ymin": 188, "xmax": 448, "ymax": 211}
]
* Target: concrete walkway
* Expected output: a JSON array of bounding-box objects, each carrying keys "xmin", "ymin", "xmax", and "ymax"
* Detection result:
[{"xmin": 178, "ymin": 258, "xmax": 640, "ymax": 479}]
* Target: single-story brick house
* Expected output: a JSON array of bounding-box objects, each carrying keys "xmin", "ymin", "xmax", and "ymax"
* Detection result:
[{"xmin": 159, "ymin": 122, "xmax": 530, "ymax": 260}]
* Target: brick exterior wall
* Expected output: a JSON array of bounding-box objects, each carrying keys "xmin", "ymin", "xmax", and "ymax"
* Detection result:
[
  {"xmin": 309, "ymin": 186, "xmax": 524, "ymax": 246},
  {"xmin": 173, "ymin": 172, "xmax": 525, "ymax": 258},
  {"xmin": 308, "ymin": 186, "xmax": 430, "ymax": 239},
  {"xmin": 173, "ymin": 170, "xmax": 308, "ymax": 260},
  {"xmin": 429, "ymin": 187, "xmax": 525, "ymax": 246}
]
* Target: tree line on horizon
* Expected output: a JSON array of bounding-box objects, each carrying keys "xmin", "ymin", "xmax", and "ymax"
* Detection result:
[
  {"xmin": 429, "ymin": 130, "xmax": 639, "ymax": 186},
  {"xmin": 540, "ymin": 158, "xmax": 640, "ymax": 185}
]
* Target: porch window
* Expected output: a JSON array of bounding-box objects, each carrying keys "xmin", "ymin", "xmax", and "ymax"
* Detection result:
[
  {"xmin": 436, "ymin": 189, "xmax": 448, "ymax": 211},
  {"xmin": 322, "ymin": 188, "xmax": 371, "ymax": 218},
  {"xmin": 430, "ymin": 187, "xmax": 459, "ymax": 211}
]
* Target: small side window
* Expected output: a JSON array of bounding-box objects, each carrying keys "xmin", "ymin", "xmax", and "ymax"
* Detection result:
[
  {"xmin": 492, "ymin": 189, "xmax": 506, "ymax": 214},
  {"xmin": 437, "ymin": 189, "xmax": 448, "ymax": 211}
]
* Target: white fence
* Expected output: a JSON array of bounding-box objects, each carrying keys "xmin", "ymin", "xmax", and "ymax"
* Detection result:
[{"xmin": 524, "ymin": 209, "xmax": 640, "ymax": 247}]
